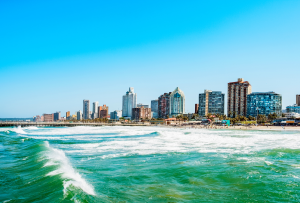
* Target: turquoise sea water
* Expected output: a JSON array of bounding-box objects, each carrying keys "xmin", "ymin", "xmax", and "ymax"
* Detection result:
[{"xmin": 1, "ymin": 126, "xmax": 300, "ymax": 202}]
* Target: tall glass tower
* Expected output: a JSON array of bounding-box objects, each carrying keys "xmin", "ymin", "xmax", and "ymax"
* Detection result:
[
  {"xmin": 83, "ymin": 100, "xmax": 90, "ymax": 119},
  {"xmin": 122, "ymin": 87, "xmax": 137, "ymax": 118},
  {"xmin": 170, "ymin": 87, "xmax": 185, "ymax": 117}
]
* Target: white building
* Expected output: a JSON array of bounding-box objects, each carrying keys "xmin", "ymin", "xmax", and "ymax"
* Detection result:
[
  {"xmin": 122, "ymin": 87, "xmax": 137, "ymax": 118},
  {"xmin": 170, "ymin": 87, "xmax": 185, "ymax": 117},
  {"xmin": 110, "ymin": 110, "xmax": 122, "ymax": 120},
  {"xmin": 83, "ymin": 100, "xmax": 90, "ymax": 119},
  {"xmin": 77, "ymin": 110, "xmax": 82, "ymax": 120},
  {"xmin": 285, "ymin": 112, "xmax": 300, "ymax": 118},
  {"xmin": 93, "ymin": 101, "xmax": 99, "ymax": 118}
]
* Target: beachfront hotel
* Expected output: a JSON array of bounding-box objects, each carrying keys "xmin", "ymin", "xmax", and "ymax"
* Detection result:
[
  {"xmin": 246, "ymin": 92, "xmax": 282, "ymax": 117},
  {"xmin": 227, "ymin": 78, "xmax": 252, "ymax": 117},
  {"xmin": 169, "ymin": 87, "xmax": 185, "ymax": 117},
  {"xmin": 122, "ymin": 87, "xmax": 137, "ymax": 118},
  {"xmin": 198, "ymin": 90, "xmax": 225, "ymax": 116}
]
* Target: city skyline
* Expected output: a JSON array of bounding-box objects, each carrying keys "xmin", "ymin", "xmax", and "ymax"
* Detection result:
[{"xmin": 1, "ymin": 0, "xmax": 300, "ymax": 117}]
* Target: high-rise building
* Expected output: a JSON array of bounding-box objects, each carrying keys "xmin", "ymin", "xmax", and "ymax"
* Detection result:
[
  {"xmin": 100, "ymin": 104, "xmax": 109, "ymax": 118},
  {"xmin": 158, "ymin": 92, "xmax": 171, "ymax": 118},
  {"xmin": 77, "ymin": 110, "xmax": 82, "ymax": 120},
  {"xmin": 122, "ymin": 87, "xmax": 137, "ymax": 118},
  {"xmin": 131, "ymin": 107, "xmax": 152, "ymax": 121},
  {"xmin": 66, "ymin": 111, "xmax": 70, "ymax": 118},
  {"xmin": 227, "ymin": 78, "xmax": 252, "ymax": 117},
  {"xmin": 151, "ymin": 100, "xmax": 159, "ymax": 118},
  {"xmin": 93, "ymin": 102, "xmax": 99, "ymax": 118},
  {"xmin": 137, "ymin": 103, "xmax": 149, "ymax": 108},
  {"xmin": 198, "ymin": 90, "xmax": 225, "ymax": 116},
  {"xmin": 43, "ymin": 113, "xmax": 54, "ymax": 122},
  {"xmin": 170, "ymin": 87, "xmax": 185, "ymax": 117},
  {"xmin": 297, "ymin": 95, "xmax": 300, "ymax": 106},
  {"xmin": 195, "ymin": 104, "xmax": 199, "ymax": 114},
  {"xmin": 247, "ymin": 92, "xmax": 282, "ymax": 117},
  {"xmin": 110, "ymin": 110, "xmax": 122, "ymax": 120},
  {"xmin": 53, "ymin": 112, "xmax": 61, "ymax": 121},
  {"xmin": 83, "ymin": 100, "xmax": 90, "ymax": 119}
]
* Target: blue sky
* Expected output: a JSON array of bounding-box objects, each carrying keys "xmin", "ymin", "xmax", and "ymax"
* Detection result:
[{"xmin": 1, "ymin": 0, "xmax": 299, "ymax": 117}]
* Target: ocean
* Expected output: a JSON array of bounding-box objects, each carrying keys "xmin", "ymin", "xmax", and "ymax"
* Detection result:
[{"xmin": 1, "ymin": 126, "xmax": 300, "ymax": 202}]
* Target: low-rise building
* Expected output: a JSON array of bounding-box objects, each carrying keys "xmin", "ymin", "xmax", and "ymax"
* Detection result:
[
  {"xmin": 77, "ymin": 110, "xmax": 82, "ymax": 120},
  {"xmin": 286, "ymin": 105, "xmax": 300, "ymax": 114},
  {"xmin": 53, "ymin": 112, "xmax": 61, "ymax": 121},
  {"xmin": 110, "ymin": 110, "xmax": 122, "ymax": 120}
]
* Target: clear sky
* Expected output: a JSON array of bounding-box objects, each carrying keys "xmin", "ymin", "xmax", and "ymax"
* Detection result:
[{"xmin": 1, "ymin": 0, "xmax": 299, "ymax": 117}]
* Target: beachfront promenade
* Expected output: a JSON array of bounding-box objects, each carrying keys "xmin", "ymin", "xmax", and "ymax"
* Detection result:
[{"xmin": 0, "ymin": 122, "xmax": 151, "ymax": 127}]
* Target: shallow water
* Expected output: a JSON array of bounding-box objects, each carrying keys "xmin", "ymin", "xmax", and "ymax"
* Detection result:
[{"xmin": 1, "ymin": 126, "xmax": 300, "ymax": 202}]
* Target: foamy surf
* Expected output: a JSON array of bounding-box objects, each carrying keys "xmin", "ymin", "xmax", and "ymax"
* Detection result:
[{"xmin": 44, "ymin": 141, "xmax": 95, "ymax": 196}]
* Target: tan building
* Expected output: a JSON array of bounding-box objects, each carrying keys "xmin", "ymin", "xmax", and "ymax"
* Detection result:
[
  {"xmin": 43, "ymin": 113, "xmax": 54, "ymax": 122},
  {"xmin": 66, "ymin": 111, "xmax": 70, "ymax": 118},
  {"xmin": 132, "ymin": 107, "xmax": 152, "ymax": 121},
  {"xmin": 227, "ymin": 78, "xmax": 252, "ymax": 117},
  {"xmin": 297, "ymin": 95, "xmax": 300, "ymax": 106},
  {"xmin": 195, "ymin": 104, "xmax": 199, "ymax": 114}
]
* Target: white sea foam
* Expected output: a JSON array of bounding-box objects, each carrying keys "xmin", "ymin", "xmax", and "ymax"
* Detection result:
[
  {"xmin": 44, "ymin": 141, "xmax": 95, "ymax": 196},
  {"xmin": 13, "ymin": 126, "xmax": 27, "ymax": 134}
]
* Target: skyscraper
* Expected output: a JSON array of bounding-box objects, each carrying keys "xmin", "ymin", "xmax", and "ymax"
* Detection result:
[
  {"xmin": 83, "ymin": 100, "xmax": 90, "ymax": 119},
  {"xmin": 66, "ymin": 111, "xmax": 70, "ymax": 118},
  {"xmin": 198, "ymin": 90, "xmax": 225, "ymax": 116},
  {"xmin": 170, "ymin": 87, "xmax": 185, "ymax": 117},
  {"xmin": 151, "ymin": 100, "xmax": 159, "ymax": 118},
  {"xmin": 296, "ymin": 95, "xmax": 300, "ymax": 106},
  {"xmin": 77, "ymin": 110, "xmax": 82, "ymax": 120},
  {"xmin": 247, "ymin": 92, "xmax": 282, "ymax": 117},
  {"xmin": 158, "ymin": 92, "xmax": 171, "ymax": 118},
  {"xmin": 93, "ymin": 102, "xmax": 99, "ymax": 114},
  {"xmin": 122, "ymin": 87, "xmax": 137, "ymax": 118},
  {"xmin": 53, "ymin": 112, "xmax": 61, "ymax": 121},
  {"xmin": 227, "ymin": 78, "xmax": 252, "ymax": 117}
]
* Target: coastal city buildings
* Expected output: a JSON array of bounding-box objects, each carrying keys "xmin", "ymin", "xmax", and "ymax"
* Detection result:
[
  {"xmin": 122, "ymin": 87, "xmax": 137, "ymax": 118},
  {"xmin": 158, "ymin": 92, "xmax": 171, "ymax": 118},
  {"xmin": 131, "ymin": 107, "xmax": 152, "ymax": 121},
  {"xmin": 170, "ymin": 87, "xmax": 185, "ymax": 117},
  {"xmin": 53, "ymin": 112, "xmax": 61, "ymax": 121},
  {"xmin": 227, "ymin": 78, "xmax": 252, "ymax": 117},
  {"xmin": 297, "ymin": 95, "xmax": 300, "ymax": 106},
  {"xmin": 198, "ymin": 90, "xmax": 225, "ymax": 116},
  {"xmin": 43, "ymin": 113, "xmax": 54, "ymax": 122},
  {"xmin": 246, "ymin": 92, "xmax": 282, "ymax": 117},
  {"xmin": 77, "ymin": 110, "xmax": 82, "ymax": 120},
  {"xmin": 151, "ymin": 100, "xmax": 158, "ymax": 118},
  {"xmin": 83, "ymin": 100, "xmax": 90, "ymax": 119},
  {"xmin": 110, "ymin": 110, "xmax": 122, "ymax": 120}
]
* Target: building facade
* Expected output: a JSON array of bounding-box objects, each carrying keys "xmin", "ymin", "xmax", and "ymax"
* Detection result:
[
  {"xmin": 93, "ymin": 102, "xmax": 99, "ymax": 118},
  {"xmin": 66, "ymin": 111, "xmax": 70, "ymax": 119},
  {"xmin": 247, "ymin": 92, "xmax": 282, "ymax": 117},
  {"xmin": 110, "ymin": 110, "xmax": 122, "ymax": 120},
  {"xmin": 158, "ymin": 92, "xmax": 171, "ymax": 118},
  {"xmin": 151, "ymin": 100, "xmax": 159, "ymax": 118},
  {"xmin": 227, "ymin": 78, "xmax": 252, "ymax": 117},
  {"xmin": 53, "ymin": 112, "xmax": 61, "ymax": 121},
  {"xmin": 131, "ymin": 107, "xmax": 152, "ymax": 121},
  {"xmin": 100, "ymin": 104, "xmax": 109, "ymax": 118},
  {"xmin": 297, "ymin": 95, "xmax": 300, "ymax": 106},
  {"xmin": 198, "ymin": 90, "xmax": 225, "ymax": 116},
  {"xmin": 77, "ymin": 110, "xmax": 82, "ymax": 120},
  {"xmin": 83, "ymin": 100, "xmax": 90, "ymax": 119},
  {"xmin": 43, "ymin": 113, "xmax": 54, "ymax": 122},
  {"xmin": 122, "ymin": 87, "xmax": 137, "ymax": 118},
  {"xmin": 286, "ymin": 105, "xmax": 300, "ymax": 114},
  {"xmin": 170, "ymin": 87, "xmax": 185, "ymax": 117},
  {"xmin": 195, "ymin": 104, "xmax": 199, "ymax": 114}
]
